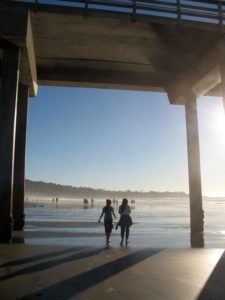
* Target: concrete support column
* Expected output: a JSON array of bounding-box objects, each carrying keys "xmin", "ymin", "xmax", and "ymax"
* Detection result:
[
  {"xmin": 185, "ymin": 93, "xmax": 204, "ymax": 246},
  {"xmin": 0, "ymin": 45, "xmax": 20, "ymax": 242},
  {"xmin": 13, "ymin": 84, "xmax": 29, "ymax": 231}
]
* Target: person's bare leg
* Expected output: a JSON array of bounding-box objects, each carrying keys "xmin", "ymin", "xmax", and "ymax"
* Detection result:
[
  {"xmin": 120, "ymin": 227, "xmax": 125, "ymax": 245},
  {"xmin": 125, "ymin": 226, "xmax": 129, "ymax": 246}
]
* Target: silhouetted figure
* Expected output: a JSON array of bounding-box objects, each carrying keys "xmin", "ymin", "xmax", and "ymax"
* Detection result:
[
  {"xmin": 116, "ymin": 199, "xmax": 118, "ymax": 210},
  {"xmin": 116, "ymin": 198, "xmax": 132, "ymax": 246},
  {"xmin": 98, "ymin": 199, "xmax": 117, "ymax": 247},
  {"xmin": 83, "ymin": 198, "xmax": 88, "ymax": 209},
  {"xmin": 91, "ymin": 198, "xmax": 94, "ymax": 207}
]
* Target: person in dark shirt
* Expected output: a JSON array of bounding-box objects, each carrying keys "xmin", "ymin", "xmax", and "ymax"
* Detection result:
[{"xmin": 98, "ymin": 199, "xmax": 117, "ymax": 246}]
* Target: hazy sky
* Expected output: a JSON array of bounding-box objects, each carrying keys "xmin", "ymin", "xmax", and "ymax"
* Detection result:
[{"xmin": 26, "ymin": 86, "xmax": 225, "ymax": 196}]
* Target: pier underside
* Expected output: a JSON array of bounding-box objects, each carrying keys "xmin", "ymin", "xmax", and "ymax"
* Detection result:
[{"xmin": 0, "ymin": 3, "xmax": 224, "ymax": 102}]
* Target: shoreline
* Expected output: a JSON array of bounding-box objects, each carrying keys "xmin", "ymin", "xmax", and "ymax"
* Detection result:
[{"xmin": 26, "ymin": 221, "xmax": 103, "ymax": 227}]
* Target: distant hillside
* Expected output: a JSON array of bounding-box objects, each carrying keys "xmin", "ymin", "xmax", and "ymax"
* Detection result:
[{"xmin": 25, "ymin": 179, "xmax": 188, "ymax": 199}]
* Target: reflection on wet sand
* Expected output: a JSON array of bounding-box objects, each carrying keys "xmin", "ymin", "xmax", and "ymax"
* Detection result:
[
  {"xmin": 190, "ymin": 210, "xmax": 204, "ymax": 248},
  {"xmin": 191, "ymin": 231, "xmax": 204, "ymax": 248},
  {"xmin": 12, "ymin": 236, "xmax": 24, "ymax": 244}
]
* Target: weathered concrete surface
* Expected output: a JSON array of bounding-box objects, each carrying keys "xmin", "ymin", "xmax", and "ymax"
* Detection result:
[
  {"xmin": 31, "ymin": 11, "xmax": 223, "ymax": 99},
  {"xmin": 0, "ymin": 2, "xmax": 224, "ymax": 101},
  {"xmin": 0, "ymin": 10, "xmax": 37, "ymax": 97},
  {"xmin": 0, "ymin": 244, "xmax": 224, "ymax": 299},
  {"xmin": 185, "ymin": 94, "xmax": 204, "ymax": 235},
  {"xmin": 13, "ymin": 84, "xmax": 29, "ymax": 231},
  {"xmin": 0, "ymin": 45, "xmax": 20, "ymax": 243}
]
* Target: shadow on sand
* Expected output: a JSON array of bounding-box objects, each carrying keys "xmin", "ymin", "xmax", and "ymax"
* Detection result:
[
  {"xmin": 0, "ymin": 247, "xmax": 104, "ymax": 281},
  {"xmin": 19, "ymin": 248, "xmax": 162, "ymax": 299},
  {"xmin": 0, "ymin": 246, "xmax": 85, "ymax": 268},
  {"xmin": 197, "ymin": 250, "xmax": 225, "ymax": 299}
]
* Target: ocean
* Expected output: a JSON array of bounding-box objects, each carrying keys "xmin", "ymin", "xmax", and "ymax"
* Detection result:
[{"xmin": 24, "ymin": 197, "xmax": 225, "ymax": 248}]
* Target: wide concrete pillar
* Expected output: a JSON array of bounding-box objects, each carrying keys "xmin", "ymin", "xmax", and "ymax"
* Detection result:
[
  {"xmin": 13, "ymin": 84, "xmax": 29, "ymax": 231},
  {"xmin": 0, "ymin": 45, "xmax": 20, "ymax": 242},
  {"xmin": 185, "ymin": 93, "xmax": 204, "ymax": 244}
]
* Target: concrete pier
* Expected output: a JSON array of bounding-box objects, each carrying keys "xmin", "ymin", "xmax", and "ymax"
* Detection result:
[
  {"xmin": 0, "ymin": 2, "xmax": 225, "ymax": 243},
  {"xmin": 0, "ymin": 45, "xmax": 20, "ymax": 242},
  {"xmin": 13, "ymin": 84, "xmax": 29, "ymax": 231},
  {"xmin": 185, "ymin": 94, "xmax": 204, "ymax": 237}
]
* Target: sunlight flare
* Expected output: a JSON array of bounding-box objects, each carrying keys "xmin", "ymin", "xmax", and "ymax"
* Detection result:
[
  {"xmin": 209, "ymin": 249, "xmax": 224, "ymax": 266},
  {"xmin": 212, "ymin": 110, "xmax": 225, "ymax": 143}
]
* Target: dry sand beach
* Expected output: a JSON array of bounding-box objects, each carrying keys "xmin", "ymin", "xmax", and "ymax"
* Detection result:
[{"xmin": 0, "ymin": 242, "xmax": 225, "ymax": 300}]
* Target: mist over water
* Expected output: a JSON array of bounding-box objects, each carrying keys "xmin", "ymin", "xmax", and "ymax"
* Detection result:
[{"xmin": 24, "ymin": 198, "xmax": 225, "ymax": 248}]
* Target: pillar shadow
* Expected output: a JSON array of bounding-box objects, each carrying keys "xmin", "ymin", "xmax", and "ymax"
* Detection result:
[
  {"xmin": 0, "ymin": 247, "xmax": 103, "ymax": 281},
  {"xmin": 11, "ymin": 236, "xmax": 25, "ymax": 244},
  {"xmin": 21, "ymin": 248, "xmax": 162, "ymax": 299},
  {"xmin": 197, "ymin": 250, "xmax": 225, "ymax": 299},
  {"xmin": 0, "ymin": 246, "xmax": 85, "ymax": 268}
]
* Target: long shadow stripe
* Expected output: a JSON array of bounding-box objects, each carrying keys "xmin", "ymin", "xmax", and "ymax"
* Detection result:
[
  {"xmin": 0, "ymin": 247, "xmax": 103, "ymax": 281},
  {"xmin": 197, "ymin": 250, "xmax": 225, "ymax": 300},
  {"xmin": 21, "ymin": 248, "xmax": 162, "ymax": 299},
  {"xmin": 0, "ymin": 246, "xmax": 85, "ymax": 268}
]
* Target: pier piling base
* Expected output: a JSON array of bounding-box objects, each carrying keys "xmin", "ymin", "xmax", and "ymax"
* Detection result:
[{"xmin": 0, "ymin": 45, "xmax": 20, "ymax": 242}]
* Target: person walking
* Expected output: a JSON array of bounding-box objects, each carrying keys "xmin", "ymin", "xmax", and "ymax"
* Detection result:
[
  {"xmin": 98, "ymin": 199, "xmax": 117, "ymax": 246},
  {"xmin": 116, "ymin": 198, "xmax": 132, "ymax": 246}
]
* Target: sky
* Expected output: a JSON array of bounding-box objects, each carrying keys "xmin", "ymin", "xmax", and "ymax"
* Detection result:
[{"xmin": 25, "ymin": 86, "xmax": 225, "ymax": 197}]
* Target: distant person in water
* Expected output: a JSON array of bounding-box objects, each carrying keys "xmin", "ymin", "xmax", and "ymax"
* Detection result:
[
  {"xmin": 98, "ymin": 199, "xmax": 117, "ymax": 246},
  {"xmin": 116, "ymin": 198, "xmax": 132, "ymax": 246}
]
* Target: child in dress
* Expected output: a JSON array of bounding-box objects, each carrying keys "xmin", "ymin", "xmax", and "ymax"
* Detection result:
[{"xmin": 98, "ymin": 199, "xmax": 117, "ymax": 246}]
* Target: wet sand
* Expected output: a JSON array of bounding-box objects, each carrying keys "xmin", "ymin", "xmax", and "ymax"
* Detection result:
[
  {"xmin": 21, "ymin": 221, "xmax": 115, "ymax": 239},
  {"xmin": 26, "ymin": 221, "xmax": 103, "ymax": 227},
  {"xmin": 0, "ymin": 241, "xmax": 225, "ymax": 299}
]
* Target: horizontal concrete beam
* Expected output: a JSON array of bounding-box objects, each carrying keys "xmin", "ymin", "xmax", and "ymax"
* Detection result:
[
  {"xmin": 167, "ymin": 36, "xmax": 225, "ymax": 105},
  {"xmin": 37, "ymin": 64, "xmax": 166, "ymax": 93},
  {"xmin": 0, "ymin": 10, "xmax": 38, "ymax": 97}
]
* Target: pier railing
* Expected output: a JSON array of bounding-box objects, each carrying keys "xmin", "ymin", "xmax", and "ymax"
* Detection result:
[{"xmin": 11, "ymin": 0, "xmax": 225, "ymax": 25}]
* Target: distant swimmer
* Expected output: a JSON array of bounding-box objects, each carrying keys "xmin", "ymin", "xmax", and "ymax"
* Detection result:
[
  {"xmin": 98, "ymin": 199, "xmax": 117, "ymax": 247},
  {"xmin": 116, "ymin": 198, "xmax": 132, "ymax": 246}
]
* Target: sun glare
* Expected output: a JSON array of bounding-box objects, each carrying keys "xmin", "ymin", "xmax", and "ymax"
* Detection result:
[
  {"xmin": 209, "ymin": 249, "xmax": 224, "ymax": 266},
  {"xmin": 213, "ymin": 111, "xmax": 225, "ymax": 141}
]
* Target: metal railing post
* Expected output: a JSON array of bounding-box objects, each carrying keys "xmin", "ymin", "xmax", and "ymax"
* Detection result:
[
  {"xmin": 218, "ymin": 0, "xmax": 223, "ymax": 27},
  {"xmin": 177, "ymin": 0, "xmax": 181, "ymax": 23},
  {"xmin": 85, "ymin": 0, "xmax": 89, "ymax": 18},
  {"xmin": 132, "ymin": 0, "xmax": 137, "ymax": 23}
]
